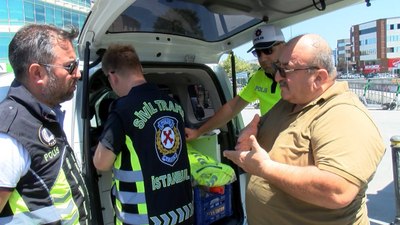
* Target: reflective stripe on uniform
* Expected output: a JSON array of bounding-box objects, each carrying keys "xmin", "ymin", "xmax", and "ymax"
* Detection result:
[
  {"xmin": 113, "ymin": 136, "xmax": 148, "ymax": 223},
  {"xmin": 113, "ymin": 168, "xmax": 143, "ymax": 182},
  {"xmin": 115, "ymin": 209, "xmax": 149, "ymax": 225},
  {"xmin": 112, "ymin": 186, "xmax": 146, "ymax": 204},
  {"xmin": 0, "ymin": 205, "xmax": 61, "ymax": 224}
]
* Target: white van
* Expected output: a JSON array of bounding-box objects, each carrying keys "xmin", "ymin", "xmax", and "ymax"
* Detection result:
[
  {"xmin": 0, "ymin": 73, "xmax": 14, "ymax": 100},
  {"xmin": 1, "ymin": 0, "xmax": 363, "ymax": 224}
]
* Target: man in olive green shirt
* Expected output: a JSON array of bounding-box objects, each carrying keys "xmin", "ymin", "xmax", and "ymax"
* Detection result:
[{"xmin": 224, "ymin": 34, "xmax": 385, "ymax": 224}]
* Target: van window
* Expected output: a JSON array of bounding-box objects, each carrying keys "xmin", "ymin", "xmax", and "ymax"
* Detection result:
[{"xmin": 107, "ymin": 0, "xmax": 260, "ymax": 42}]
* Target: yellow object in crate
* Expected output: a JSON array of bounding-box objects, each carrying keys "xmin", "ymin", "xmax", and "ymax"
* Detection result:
[{"xmin": 187, "ymin": 143, "xmax": 236, "ymax": 187}]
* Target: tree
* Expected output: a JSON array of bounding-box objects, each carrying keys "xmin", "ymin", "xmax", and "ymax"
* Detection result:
[{"xmin": 220, "ymin": 53, "xmax": 257, "ymax": 78}]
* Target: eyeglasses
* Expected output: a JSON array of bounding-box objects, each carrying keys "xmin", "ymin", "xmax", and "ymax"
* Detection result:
[
  {"xmin": 273, "ymin": 63, "xmax": 319, "ymax": 78},
  {"xmin": 252, "ymin": 48, "xmax": 274, "ymax": 58},
  {"xmin": 39, "ymin": 58, "xmax": 79, "ymax": 74},
  {"xmin": 251, "ymin": 42, "xmax": 283, "ymax": 58}
]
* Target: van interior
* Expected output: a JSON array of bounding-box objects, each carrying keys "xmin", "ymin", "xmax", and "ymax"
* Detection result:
[{"xmin": 85, "ymin": 62, "xmax": 245, "ymax": 224}]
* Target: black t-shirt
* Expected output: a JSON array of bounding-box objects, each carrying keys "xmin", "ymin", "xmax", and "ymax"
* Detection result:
[{"xmin": 100, "ymin": 83, "xmax": 193, "ymax": 224}]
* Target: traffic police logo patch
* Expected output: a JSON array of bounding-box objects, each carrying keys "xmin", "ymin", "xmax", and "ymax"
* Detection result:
[
  {"xmin": 38, "ymin": 126, "xmax": 57, "ymax": 147},
  {"xmin": 154, "ymin": 116, "xmax": 182, "ymax": 166}
]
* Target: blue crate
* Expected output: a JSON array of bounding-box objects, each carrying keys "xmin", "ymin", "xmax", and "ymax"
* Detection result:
[{"xmin": 194, "ymin": 184, "xmax": 232, "ymax": 225}]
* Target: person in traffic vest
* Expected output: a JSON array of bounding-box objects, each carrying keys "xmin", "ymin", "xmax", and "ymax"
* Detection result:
[
  {"xmin": 0, "ymin": 24, "xmax": 89, "ymax": 224},
  {"xmin": 93, "ymin": 44, "xmax": 193, "ymax": 225},
  {"xmin": 185, "ymin": 24, "xmax": 284, "ymax": 141}
]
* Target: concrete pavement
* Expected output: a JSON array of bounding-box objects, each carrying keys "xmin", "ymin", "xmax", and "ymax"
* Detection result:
[
  {"xmin": 366, "ymin": 109, "xmax": 399, "ymax": 225},
  {"xmin": 240, "ymin": 107, "xmax": 400, "ymax": 225}
]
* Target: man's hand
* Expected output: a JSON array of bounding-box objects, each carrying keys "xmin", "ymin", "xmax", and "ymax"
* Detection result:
[
  {"xmin": 93, "ymin": 142, "xmax": 116, "ymax": 171},
  {"xmin": 0, "ymin": 190, "xmax": 12, "ymax": 213},
  {"xmin": 235, "ymin": 114, "xmax": 260, "ymax": 151},
  {"xmin": 224, "ymin": 135, "xmax": 270, "ymax": 177},
  {"xmin": 185, "ymin": 127, "xmax": 201, "ymax": 141}
]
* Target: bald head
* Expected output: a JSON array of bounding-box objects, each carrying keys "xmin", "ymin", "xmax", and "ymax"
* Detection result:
[
  {"xmin": 275, "ymin": 34, "xmax": 337, "ymax": 106},
  {"xmin": 283, "ymin": 34, "xmax": 336, "ymax": 78}
]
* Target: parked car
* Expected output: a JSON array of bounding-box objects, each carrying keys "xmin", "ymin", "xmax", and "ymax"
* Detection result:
[{"xmin": 0, "ymin": 0, "xmax": 363, "ymax": 224}]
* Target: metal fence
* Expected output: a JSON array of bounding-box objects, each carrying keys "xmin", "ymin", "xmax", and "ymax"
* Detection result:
[{"xmin": 345, "ymin": 78, "xmax": 400, "ymax": 109}]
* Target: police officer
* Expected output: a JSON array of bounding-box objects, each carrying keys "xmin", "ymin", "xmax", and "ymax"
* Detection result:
[
  {"xmin": 0, "ymin": 24, "xmax": 89, "ymax": 224},
  {"xmin": 185, "ymin": 24, "xmax": 285, "ymax": 141},
  {"xmin": 93, "ymin": 44, "xmax": 193, "ymax": 225}
]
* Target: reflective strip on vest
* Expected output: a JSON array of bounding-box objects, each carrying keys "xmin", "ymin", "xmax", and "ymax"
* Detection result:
[
  {"xmin": 113, "ymin": 169, "xmax": 143, "ymax": 182},
  {"xmin": 0, "ymin": 205, "xmax": 61, "ymax": 224},
  {"xmin": 149, "ymin": 201, "xmax": 194, "ymax": 225},
  {"xmin": 2, "ymin": 166, "xmax": 81, "ymax": 224},
  {"xmin": 114, "ymin": 136, "xmax": 148, "ymax": 223},
  {"xmin": 7, "ymin": 190, "xmax": 28, "ymax": 214},
  {"xmin": 51, "ymin": 170, "xmax": 80, "ymax": 224},
  {"xmin": 115, "ymin": 210, "xmax": 149, "ymax": 225},
  {"xmin": 112, "ymin": 186, "xmax": 146, "ymax": 204}
]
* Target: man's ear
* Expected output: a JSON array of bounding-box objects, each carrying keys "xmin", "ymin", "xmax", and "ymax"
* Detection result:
[
  {"xmin": 28, "ymin": 63, "xmax": 46, "ymax": 85},
  {"xmin": 108, "ymin": 72, "xmax": 117, "ymax": 85},
  {"xmin": 314, "ymin": 68, "xmax": 329, "ymax": 88}
]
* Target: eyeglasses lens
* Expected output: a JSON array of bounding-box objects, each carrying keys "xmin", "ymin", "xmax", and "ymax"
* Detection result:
[
  {"xmin": 252, "ymin": 48, "xmax": 274, "ymax": 58},
  {"xmin": 67, "ymin": 60, "xmax": 79, "ymax": 74},
  {"xmin": 273, "ymin": 63, "xmax": 286, "ymax": 78}
]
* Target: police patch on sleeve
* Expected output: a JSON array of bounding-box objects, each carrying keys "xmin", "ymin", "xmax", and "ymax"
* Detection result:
[
  {"xmin": 154, "ymin": 116, "xmax": 182, "ymax": 166},
  {"xmin": 38, "ymin": 125, "xmax": 57, "ymax": 147}
]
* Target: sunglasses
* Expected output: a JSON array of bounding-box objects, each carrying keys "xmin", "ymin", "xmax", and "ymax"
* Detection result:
[
  {"xmin": 252, "ymin": 48, "xmax": 274, "ymax": 58},
  {"xmin": 251, "ymin": 42, "xmax": 283, "ymax": 58},
  {"xmin": 39, "ymin": 58, "xmax": 79, "ymax": 74},
  {"xmin": 273, "ymin": 63, "xmax": 319, "ymax": 78}
]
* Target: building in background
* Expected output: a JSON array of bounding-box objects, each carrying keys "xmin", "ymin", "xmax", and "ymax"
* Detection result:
[
  {"xmin": 0, "ymin": 0, "xmax": 92, "ymax": 73},
  {"xmin": 349, "ymin": 17, "xmax": 400, "ymax": 75},
  {"xmin": 336, "ymin": 38, "xmax": 351, "ymax": 74}
]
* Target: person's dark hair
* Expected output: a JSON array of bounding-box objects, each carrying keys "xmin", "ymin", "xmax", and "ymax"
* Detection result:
[
  {"xmin": 8, "ymin": 24, "xmax": 79, "ymax": 82},
  {"xmin": 101, "ymin": 44, "xmax": 142, "ymax": 75}
]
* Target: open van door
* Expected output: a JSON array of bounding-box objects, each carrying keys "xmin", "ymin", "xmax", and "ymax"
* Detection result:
[{"xmin": 76, "ymin": 0, "xmax": 365, "ymax": 224}]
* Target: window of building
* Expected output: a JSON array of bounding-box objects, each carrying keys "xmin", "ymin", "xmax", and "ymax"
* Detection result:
[
  {"xmin": 0, "ymin": 1, "xmax": 8, "ymax": 22},
  {"xmin": 24, "ymin": 1, "xmax": 34, "ymax": 22},
  {"xmin": 0, "ymin": 34, "xmax": 11, "ymax": 60},
  {"xmin": 35, "ymin": 4, "xmax": 45, "ymax": 23},
  {"xmin": 46, "ymin": 7, "xmax": 55, "ymax": 25},
  {"xmin": 63, "ymin": 10, "xmax": 71, "ymax": 26},
  {"xmin": 79, "ymin": 15, "xmax": 86, "ymax": 28},
  {"xmin": 9, "ymin": 0, "xmax": 24, "ymax": 25},
  {"xmin": 359, "ymin": 27, "xmax": 376, "ymax": 35},
  {"xmin": 388, "ymin": 35, "xmax": 400, "ymax": 42},
  {"xmin": 397, "ymin": 24, "xmax": 400, "ymax": 29},
  {"xmin": 360, "ymin": 48, "xmax": 377, "ymax": 56},
  {"xmin": 55, "ymin": 8, "xmax": 63, "ymax": 27},
  {"xmin": 390, "ymin": 24, "xmax": 394, "ymax": 30},
  {"xmin": 72, "ymin": 13, "xmax": 79, "ymax": 28},
  {"xmin": 387, "ymin": 47, "xmax": 394, "ymax": 53}
]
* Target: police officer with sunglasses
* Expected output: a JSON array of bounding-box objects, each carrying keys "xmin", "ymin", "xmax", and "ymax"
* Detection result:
[
  {"xmin": 0, "ymin": 24, "xmax": 89, "ymax": 224},
  {"xmin": 185, "ymin": 24, "xmax": 285, "ymax": 141}
]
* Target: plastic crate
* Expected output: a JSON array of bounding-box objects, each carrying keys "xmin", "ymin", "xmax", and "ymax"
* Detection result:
[{"xmin": 194, "ymin": 184, "xmax": 232, "ymax": 225}]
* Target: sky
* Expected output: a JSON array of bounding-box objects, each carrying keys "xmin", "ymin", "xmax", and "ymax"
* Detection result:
[{"xmin": 233, "ymin": 0, "xmax": 399, "ymax": 61}]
